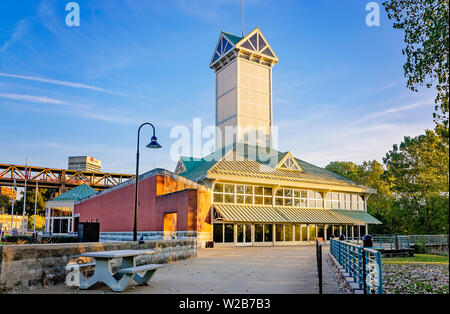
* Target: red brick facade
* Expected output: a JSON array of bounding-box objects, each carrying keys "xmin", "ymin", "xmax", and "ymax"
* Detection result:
[{"xmin": 74, "ymin": 170, "xmax": 212, "ymax": 234}]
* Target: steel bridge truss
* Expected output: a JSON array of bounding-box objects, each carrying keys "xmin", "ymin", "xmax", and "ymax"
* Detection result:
[{"xmin": 0, "ymin": 163, "xmax": 134, "ymax": 191}]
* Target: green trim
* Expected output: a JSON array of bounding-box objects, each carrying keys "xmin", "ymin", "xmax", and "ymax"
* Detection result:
[
  {"xmin": 222, "ymin": 32, "xmax": 243, "ymax": 45},
  {"xmin": 53, "ymin": 184, "xmax": 98, "ymax": 201},
  {"xmin": 329, "ymin": 210, "xmax": 382, "ymax": 225}
]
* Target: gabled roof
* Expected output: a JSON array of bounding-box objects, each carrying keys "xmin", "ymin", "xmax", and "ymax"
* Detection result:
[
  {"xmin": 276, "ymin": 152, "xmax": 303, "ymax": 171},
  {"xmin": 209, "ymin": 28, "xmax": 278, "ymax": 69},
  {"xmin": 176, "ymin": 144, "xmax": 376, "ymax": 193},
  {"xmin": 235, "ymin": 28, "xmax": 278, "ymax": 61},
  {"xmin": 210, "ymin": 32, "xmax": 240, "ymax": 68},
  {"xmin": 53, "ymin": 184, "xmax": 98, "ymax": 202}
]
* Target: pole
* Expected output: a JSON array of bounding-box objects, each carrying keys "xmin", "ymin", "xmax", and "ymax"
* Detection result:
[
  {"xmin": 134, "ymin": 137, "xmax": 140, "ymax": 242},
  {"xmin": 21, "ymin": 157, "xmax": 28, "ymax": 236},
  {"xmin": 33, "ymin": 181, "xmax": 38, "ymax": 236},
  {"xmin": 133, "ymin": 123, "xmax": 157, "ymax": 242},
  {"xmin": 242, "ymin": 0, "xmax": 245, "ymax": 37},
  {"xmin": 10, "ymin": 178, "xmax": 16, "ymax": 236}
]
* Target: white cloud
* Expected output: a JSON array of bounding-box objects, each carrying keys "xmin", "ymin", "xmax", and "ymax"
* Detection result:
[
  {"xmin": 0, "ymin": 93, "xmax": 137, "ymax": 125},
  {"xmin": 360, "ymin": 98, "xmax": 434, "ymax": 121},
  {"xmin": 0, "ymin": 73, "xmax": 127, "ymax": 96},
  {"xmin": 0, "ymin": 93, "xmax": 70, "ymax": 106}
]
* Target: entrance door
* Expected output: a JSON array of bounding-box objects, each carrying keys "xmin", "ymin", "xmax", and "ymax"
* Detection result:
[
  {"xmin": 236, "ymin": 224, "xmax": 252, "ymax": 246},
  {"xmin": 163, "ymin": 213, "xmax": 177, "ymax": 239}
]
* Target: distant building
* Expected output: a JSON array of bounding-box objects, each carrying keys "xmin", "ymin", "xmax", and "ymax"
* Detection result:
[
  {"xmin": 0, "ymin": 186, "xmax": 17, "ymax": 201},
  {"xmin": 68, "ymin": 156, "xmax": 102, "ymax": 173},
  {"xmin": 0, "ymin": 215, "xmax": 27, "ymax": 234}
]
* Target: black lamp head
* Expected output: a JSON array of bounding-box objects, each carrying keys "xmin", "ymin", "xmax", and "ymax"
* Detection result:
[{"xmin": 146, "ymin": 136, "xmax": 162, "ymax": 149}]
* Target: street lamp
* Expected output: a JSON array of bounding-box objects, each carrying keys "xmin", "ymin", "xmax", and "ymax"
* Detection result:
[{"xmin": 134, "ymin": 123, "xmax": 161, "ymax": 241}]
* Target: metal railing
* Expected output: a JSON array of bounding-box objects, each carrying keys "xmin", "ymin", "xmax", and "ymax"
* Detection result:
[
  {"xmin": 330, "ymin": 239, "xmax": 383, "ymax": 294},
  {"xmin": 408, "ymin": 235, "xmax": 448, "ymax": 245},
  {"xmin": 372, "ymin": 235, "xmax": 410, "ymax": 250}
]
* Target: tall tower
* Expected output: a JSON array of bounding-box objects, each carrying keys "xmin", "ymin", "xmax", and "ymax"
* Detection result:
[{"xmin": 210, "ymin": 28, "xmax": 278, "ymax": 149}]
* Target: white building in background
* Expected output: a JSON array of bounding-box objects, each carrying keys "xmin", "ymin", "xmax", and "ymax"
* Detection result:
[{"xmin": 68, "ymin": 156, "xmax": 102, "ymax": 173}]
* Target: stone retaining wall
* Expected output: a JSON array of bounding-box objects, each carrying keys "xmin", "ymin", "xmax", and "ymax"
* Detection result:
[
  {"xmin": 99, "ymin": 231, "xmax": 196, "ymax": 242},
  {"xmin": 0, "ymin": 238, "xmax": 196, "ymax": 293}
]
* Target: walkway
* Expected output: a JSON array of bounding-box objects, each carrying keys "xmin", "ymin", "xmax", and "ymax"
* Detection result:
[{"xmin": 25, "ymin": 245, "xmax": 345, "ymax": 294}]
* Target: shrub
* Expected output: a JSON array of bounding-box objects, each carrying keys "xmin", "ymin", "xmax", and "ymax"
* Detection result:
[
  {"xmin": 4, "ymin": 235, "xmax": 33, "ymax": 244},
  {"xmin": 415, "ymin": 238, "xmax": 427, "ymax": 253},
  {"xmin": 40, "ymin": 236, "xmax": 78, "ymax": 244}
]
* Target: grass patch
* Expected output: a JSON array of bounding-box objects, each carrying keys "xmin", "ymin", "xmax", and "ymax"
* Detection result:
[{"xmin": 383, "ymin": 254, "xmax": 449, "ymax": 264}]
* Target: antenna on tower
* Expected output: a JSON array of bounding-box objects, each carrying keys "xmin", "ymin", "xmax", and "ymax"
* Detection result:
[{"xmin": 242, "ymin": 0, "xmax": 245, "ymax": 37}]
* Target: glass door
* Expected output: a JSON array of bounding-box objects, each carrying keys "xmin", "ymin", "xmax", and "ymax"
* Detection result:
[{"xmin": 237, "ymin": 224, "xmax": 252, "ymax": 246}]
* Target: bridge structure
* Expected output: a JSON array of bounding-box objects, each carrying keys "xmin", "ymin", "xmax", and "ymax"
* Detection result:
[{"xmin": 0, "ymin": 163, "xmax": 135, "ymax": 192}]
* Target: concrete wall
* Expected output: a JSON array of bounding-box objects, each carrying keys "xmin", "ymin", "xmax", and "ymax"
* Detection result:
[{"xmin": 0, "ymin": 238, "xmax": 196, "ymax": 293}]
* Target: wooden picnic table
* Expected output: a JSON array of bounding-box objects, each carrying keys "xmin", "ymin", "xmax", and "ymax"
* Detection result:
[{"xmin": 77, "ymin": 249, "xmax": 163, "ymax": 292}]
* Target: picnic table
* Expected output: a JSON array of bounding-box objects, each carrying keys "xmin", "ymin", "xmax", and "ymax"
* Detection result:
[{"xmin": 73, "ymin": 250, "xmax": 164, "ymax": 292}]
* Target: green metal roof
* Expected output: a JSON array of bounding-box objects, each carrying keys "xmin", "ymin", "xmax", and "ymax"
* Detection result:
[
  {"xmin": 215, "ymin": 204, "xmax": 287, "ymax": 223},
  {"xmin": 214, "ymin": 204, "xmax": 382, "ymax": 225},
  {"xmin": 329, "ymin": 210, "xmax": 382, "ymax": 225},
  {"xmin": 53, "ymin": 184, "xmax": 98, "ymax": 202},
  {"xmin": 177, "ymin": 144, "xmax": 374, "ymax": 192},
  {"xmin": 222, "ymin": 32, "xmax": 243, "ymax": 45}
]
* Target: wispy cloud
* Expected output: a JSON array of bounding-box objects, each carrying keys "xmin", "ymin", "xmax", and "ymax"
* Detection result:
[
  {"xmin": 360, "ymin": 98, "xmax": 434, "ymax": 121},
  {"xmin": 0, "ymin": 93, "xmax": 138, "ymax": 125},
  {"xmin": 0, "ymin": 93, "xmax": 70, "ymax": 106},
  {"xmin": 0, "ymin": 20, "xmax": 27, "ymax": 53},
  {"xmin": 0, "ymin": 73, "xmax": 127, "ymax": 96}
]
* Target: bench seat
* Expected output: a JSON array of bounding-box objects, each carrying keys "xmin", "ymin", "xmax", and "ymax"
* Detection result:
[
  {"xmin": 65, "ymin": 262, "xmax": 96, "ymax": 271},
  {"xmin": 118, "ymin": 264, "xmax": 164, "ymax": 274}
]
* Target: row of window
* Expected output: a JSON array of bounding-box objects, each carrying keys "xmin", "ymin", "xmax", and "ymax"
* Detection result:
[
  {"xmin": 213, "ymin": 223, "xmax": 367, "ymax": 244},
  {"xmin": 213, "ymin": 183, "xmax": 365, "ymax": 209}
]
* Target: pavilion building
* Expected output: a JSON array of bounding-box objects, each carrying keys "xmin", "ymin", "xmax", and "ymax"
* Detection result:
[{"xmin": 73, "ymin": 28, "xmax": 381, "ymax": 246}]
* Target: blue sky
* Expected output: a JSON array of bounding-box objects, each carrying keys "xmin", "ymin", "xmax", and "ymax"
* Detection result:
[{"xmin": 0, "ymin": 0, "xmax": 436, "ymax": 174}]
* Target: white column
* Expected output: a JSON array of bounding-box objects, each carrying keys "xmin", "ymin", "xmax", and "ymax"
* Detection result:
[
  {"xmin": 71, "ymin": 205, "xmax": 74, "ymax": 233},
  {"xmin": 306, "ymin": 225, "xmax": 310, "ymax": 242}
]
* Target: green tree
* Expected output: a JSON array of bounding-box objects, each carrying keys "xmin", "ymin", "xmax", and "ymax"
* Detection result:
[
  {"xmin": 28, "ymin": 215, "xmax": 46, "ymax": 231},
  {"xmin": 383, "ymin": 126, "xmax": 449, "ymax": 233},
  {"xmin": 383, "ymin": 0, "xmax": 449, "ymax": 126},
  {"xmin": 14, "ymin": 188, "xmax": 48, "ymax": 217},
  {"xmin": 326, "ymin": 160, "xmax": 397, "ymax": 234},
  {"xmin": 0, "ymin": 194, "xmax": 12, "ymax": 214},
  {"xmin": 325, "ymin": 161, "xmax": 362, "ymax": 182}
]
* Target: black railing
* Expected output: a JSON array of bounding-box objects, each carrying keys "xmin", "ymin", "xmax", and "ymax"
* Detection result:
[{"xmin": 316, "ymin": 239, "xmax": 323, "ymax": 294}]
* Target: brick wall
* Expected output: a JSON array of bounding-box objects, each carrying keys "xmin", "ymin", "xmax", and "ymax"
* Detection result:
[{"xmin": 0, "ymin": 238, "xmax": 196, "ymax": 293}]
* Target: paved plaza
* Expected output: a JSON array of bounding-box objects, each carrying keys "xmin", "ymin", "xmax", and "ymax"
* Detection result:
[{"xmin": 24, "ymin": 245, "xmax": 345, "ymax": 294}]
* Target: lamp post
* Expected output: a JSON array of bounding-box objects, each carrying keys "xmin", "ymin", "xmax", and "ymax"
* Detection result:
[{"xmin": 134, "ymin": 123, "xmax": 161, "ymax": 241}]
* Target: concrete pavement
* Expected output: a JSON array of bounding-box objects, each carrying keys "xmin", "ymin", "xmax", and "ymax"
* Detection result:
[{"xmin": 23, "ymin": 245, "xmax": 345, "ymax": 294}]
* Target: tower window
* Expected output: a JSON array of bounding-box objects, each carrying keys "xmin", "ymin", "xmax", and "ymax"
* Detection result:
[{"xmin": 250, "ymin": 34, "xmax": 258, "ymax": 50}]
